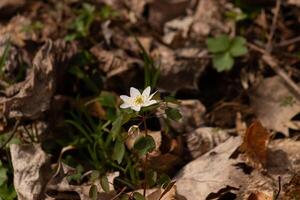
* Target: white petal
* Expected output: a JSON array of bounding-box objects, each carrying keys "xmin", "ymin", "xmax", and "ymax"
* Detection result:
[
  {"xmin": 142, "ymin": 86, "xmax": 151, "ymax": 97},
  {"xmin": 144, "ymin": 99, "xmax": 157, "ymax": 107},
  {"xmin": 120, "ymin": 95, "xmax": 131, "ymax": 103},
  {"xmin": 131, "ymin": 105, "xmax": 141, "ymax": 111},
  {"xmin": 149, "ymin": 91, "xmax": 157, "ymax": 99},
  {"xmin": 130, "ymin": 87, "xmax": 140, "ymax": 98},
  {"xmin": 120, "ymin": 103, "xmax": 131, "ymax": 108}
]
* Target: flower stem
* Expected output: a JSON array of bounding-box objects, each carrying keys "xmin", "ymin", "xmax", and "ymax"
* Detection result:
[{"xmin": 142, "ymin": 115, "xmax": 148, "ymax": 197}]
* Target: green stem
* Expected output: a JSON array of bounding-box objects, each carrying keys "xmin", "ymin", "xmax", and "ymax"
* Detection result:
[{"xmin": 143, "ymin": 115, "xmax": 148, "ymax": 197}]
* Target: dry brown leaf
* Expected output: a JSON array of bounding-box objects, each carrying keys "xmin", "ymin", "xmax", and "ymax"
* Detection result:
[
  {"xmin": 163, "ymin": 16, "xmax": 194, "ymax": 45},
  {"xmin": 240, "ymin": 120, "xmax": 270, "ymax": 169},
  {"xmin": 238, "ymin": 138, "xmax": 300, "ymax": 198},
  {"xmin": 287, "ymin": 0, "xmax": 300, "ymax": 6},
  {"xmin": 90, "ymin": 44, "xmax": 132, "ymax": 78},
  {"xmin": 148, "ymin": 0, "xmax": 190, "ymax": 32},
  {"xmin": 247, "ymin": 191, "xmax": 272, "ymax": 200},
  {"xmin": 10, "ymin": 143, "xmax": 52, "ymax": 200},
  {"xmin": 0, "ymin": 16, "xmax": 36, "ymax": 47},
  {"xmin": 250, "ymin": 76, "xmax": 300, "ymax": 136},
  {"xmin": 153, "ymin": 46, "xmax": 207, "ymax": 92},
  {"xmin": 0, "ymin": 41, "xmax": 54, "ymax": 120},
  {"xmin": 163, "ymin": 100, "xmax": 206, "ymax": 133},
  {"xmin": 0, "ymin": 0, "xmax": 25, "ymax": 16},
  {"xmin": 0, "ymin": 40, "xmax": 77, "ymax": 120},
  {"xmin": 191, "ymin": 0, "xmax": 230, "ymax": 38},
  {"xmin": 147, "ymin": 182, "xmax": 176, "ymax": 200},
  {"xmin": 176, "ymin": 137, "xmax": 248, "ymax": 199},
  {"xmin": 185, "ymin": 127, "xmax": 230, "ymax": 159},
  {"xmin": 283, "ymin": 173, "xmax": 300, "ymax": 200}
]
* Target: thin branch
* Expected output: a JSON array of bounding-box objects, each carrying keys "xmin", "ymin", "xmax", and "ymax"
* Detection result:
[
  {"xmin": 266, "ymin": 0, "xmax": 281, "ymax": 52},
  {"xmin": 277, "ymin": 35, "xmax": 300, "ymax": 47}
]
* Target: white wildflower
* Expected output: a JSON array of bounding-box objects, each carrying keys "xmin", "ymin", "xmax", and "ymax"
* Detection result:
[{"xmin": 120, "ymin": 86, "xmax": 157, "ymax": 111}]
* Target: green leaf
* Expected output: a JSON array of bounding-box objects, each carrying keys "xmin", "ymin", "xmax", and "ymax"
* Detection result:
[
  {"xmin": 0, "ymin": 162, "xmax": 7, "ymax": 186},
  {"xmin": 146, "ymin": 170, "xmax": 157, "ymax": 187},
  {"xmin": 229, "ymin": 36, "xmax": 248, "ymax": 57},
  {"xmin": 163, "ymin": 96, "xmax": 180, "ymax": 104},
  {"xmin": 100, "ymin": 176, "xmax": 110, "ymax": 192},
  {"xmin": 89, "ymin": 185, "xmax": 98, "ymax": 200},
  {"xmin": 120, "ymin": 194, "xmax": 130, "ymax": 200},
  {"xmin": 90, "ymin": 170, "xmax": 100, "ymax": 182},
  {"xmin": 133, "ymin": 192, "xmax": 146, "ymax": 200},
  {"xmin": 0, "ymin": 184, "xmax": 17, "ymax": 200},
  {"xmin": 165, "ymin": 107, "xmax": 182, "ymax": 121},
  {"xmin": 157, "ymin": 174, "xmax": 171, "ymax": 188},
  {"xmin": 112, "ymin": 140, "xmax": 125, "ymax": 164},
  {"xmin": 206, "ymin": 35, "xmax": 230, "ymax": 53},
  {"xmin": 133, "ymin": 135, "xmax": 156, "ymax": 156},
  {"xmin": 212, "ymin": 52, "xmax": 234, "ymax": 72},
  {"xmin": 111, "ymin": 115, "xmax": 123, "ymax": 140}
]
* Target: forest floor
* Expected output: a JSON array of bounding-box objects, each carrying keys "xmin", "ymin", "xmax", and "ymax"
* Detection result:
[{"xmin": 1, "ymin": 0, "xmax": 300, "ymax": 200}]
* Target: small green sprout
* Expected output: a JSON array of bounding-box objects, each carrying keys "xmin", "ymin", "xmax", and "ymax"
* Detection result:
[{"xmin": 206, "ymin": 34, "xmax": 248, "ymax": 72}]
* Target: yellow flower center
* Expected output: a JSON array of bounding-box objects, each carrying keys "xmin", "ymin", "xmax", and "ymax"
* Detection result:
[{"xmin": 134, "ymin": 95, "xmax": 144, "ymax": 105}]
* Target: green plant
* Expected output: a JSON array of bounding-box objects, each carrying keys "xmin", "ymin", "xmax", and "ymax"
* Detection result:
[
  {"xmin": 0, "ymin": 142, "xmax": 17, "ymax": 200},
  {"xmin": 65, "ymin": 3, "xmax": 118, "ymax": 41},
  {"xmin": 206, "ymin": 34, "xmax": 248, "ymax": 72},
  {"xmin": 65, "ymin": 3, "xmax": 96, "ymax": 41}
]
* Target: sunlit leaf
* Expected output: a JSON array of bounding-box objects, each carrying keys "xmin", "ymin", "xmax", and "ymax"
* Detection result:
[
  {"xmin": 206, "ymin": 35, "xmax": 230, "ymax": 53},
  {"xmin": 89, "ymin": 185, "xmax": 98, "ymax": 200},
  {"xmin": 212, "ymin": 52, "xmax": 234, "ymax": 72},
  {"xmin": 100, "ymin": 176, "xmax": 110, "ymax": 192}
]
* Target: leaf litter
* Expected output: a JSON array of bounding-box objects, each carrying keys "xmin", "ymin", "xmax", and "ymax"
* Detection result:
[{"xmin": 1, "ymin": 0, "xmax": 300, "ymax": 200}]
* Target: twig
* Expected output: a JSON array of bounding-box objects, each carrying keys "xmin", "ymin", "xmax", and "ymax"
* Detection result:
[
  {"xmin": 0, "ymin": 120, "xmax": 20, "ymax": 149},
  {"xmin": 262, "ymin": 54, "xmax": 300, "ymax": 101},
  {"xmin": 274, "ymin": 176, "xmax": 281, "ymax": 200},
  {"xmin": 266, "ymin": 0, "xmax": 281, "ymax": 52},
  {"xmin": 248, "ymin": 42, "xmax": 300, "ymax": 101},
  {"xmin": 277, "ymin": 35, "xmax": 300, "ymax": 47},
  {"xmin": 110, "ymin": 187, "xmax": 127, "ymax": 200}
]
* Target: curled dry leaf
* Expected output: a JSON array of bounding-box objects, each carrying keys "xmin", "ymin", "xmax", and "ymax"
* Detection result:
[
  {"xmin": 176, "ymin": 137, "xmax": 248, "ymax": 199},
  {"xmin": 10, "ymin": 143, "xmax": 52, "ymax": 200},
  {"xmin": 185, "ymin": 127, "xmax": 230, "ymax": 159},
  {"xmin": 250, "ymin": 76, "xmax": 300, "ymax": 136},
  {"xmin": 0, "ymin": 41, "xmax": 54, "ymax": 120},
  {"xmin": 240, "ymin": 120, "xmax": 270, "ymax": 169},
  {"xmin": 90, "ymin": 44, "xmax": 132, "ymax": 78}
]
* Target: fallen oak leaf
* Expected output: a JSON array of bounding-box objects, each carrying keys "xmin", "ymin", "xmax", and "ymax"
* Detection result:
[{"xmin": 240, "ymin": 120, "xmax": 270, "ymax": 169}]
